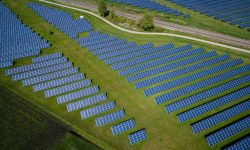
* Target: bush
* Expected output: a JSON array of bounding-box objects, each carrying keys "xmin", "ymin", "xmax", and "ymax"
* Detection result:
[
  {"xmin": 109, "ymin": 10, "xmax": 117, "ymax": 19},
  {"xmin": 137, "ymin": 14, "xmax": 154, "ymax": 31},
  {"xmin": 98, "ymin": 0, "xmax": 108, "ymax": 17}
]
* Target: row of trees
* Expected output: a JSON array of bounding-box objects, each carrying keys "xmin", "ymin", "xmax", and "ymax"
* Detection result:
[{"xmin": 98, "ymin": 0, "xmax": 154, "ymax": 31}]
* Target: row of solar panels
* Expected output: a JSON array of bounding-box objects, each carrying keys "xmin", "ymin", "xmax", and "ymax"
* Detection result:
[
  {"xmin": 5, "ymin": 52, "xmax": 147, "ymax": 145},
  {"xmin": 78, "ymin": 31, "xmax": 249, "ymax": 148},
  {"xmin": 110, "ymin": 0, "xmax": 190, "ymax": 18},
  {"xmin": 170, "ymin": 0, "xmax": 250, "ymax": 30},
  {"xmin": 0, "ymin": 2, "xmax": 50, "ymax": 68},
  {"xmin": 28, "ymin": 2, "xmax": 93, "ymax": 39}
]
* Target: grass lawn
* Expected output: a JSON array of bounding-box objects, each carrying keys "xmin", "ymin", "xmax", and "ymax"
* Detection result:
[{"xmin": 0, "ymin": 0, "xmax": 249, "ymax": 150}]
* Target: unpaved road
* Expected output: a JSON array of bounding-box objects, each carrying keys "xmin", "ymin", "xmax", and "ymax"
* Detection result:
[{"xmin": 56, "ymin": 0, "xmax": 250, "ymax": 49}]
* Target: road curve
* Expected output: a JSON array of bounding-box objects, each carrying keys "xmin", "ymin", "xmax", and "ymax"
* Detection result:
[{"xmin": 38, "ymin": 0, "xmax": 250, "ymax": 54}]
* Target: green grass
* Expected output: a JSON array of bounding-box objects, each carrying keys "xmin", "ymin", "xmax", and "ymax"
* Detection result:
[{"xmin": 0, "ymin": 0, "xmax": 249, "ymax": 150}]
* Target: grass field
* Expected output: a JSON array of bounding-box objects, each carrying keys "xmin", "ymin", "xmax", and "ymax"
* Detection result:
[{"xmin": 0, "ymin": 0, "xmax": 249, "ymax": 150}]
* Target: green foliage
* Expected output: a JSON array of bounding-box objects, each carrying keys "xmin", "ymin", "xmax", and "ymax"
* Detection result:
[
  {"xmin": 109, "ymin": 10, "xmax": 117, "ymax": 19},
  {"xmin": 137, "ymin": 13, "xmax": 154, "ymax": 31},
  {"xmin": 98, "ymin": 0, "xmax": 108, "ymax": 17}
]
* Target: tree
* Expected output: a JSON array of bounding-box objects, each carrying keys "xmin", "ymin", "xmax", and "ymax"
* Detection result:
[
  {"xmin": 137, "ymin": 14, "xmax": 154, "ymax": 31},
  {"xmin": 98, "ymin": 0, "xmax": 108, "ymax": 17}
]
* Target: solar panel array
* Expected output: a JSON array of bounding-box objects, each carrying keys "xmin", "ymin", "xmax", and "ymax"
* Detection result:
[
  {"xmin": 191, "ymin": 100, "xmax": 250, "ymax": 134},
  {"xmin": 170, "ymin": 0, "xmax": 250, "ymax": 30},
  {"xmin": 166, "ymin": 75, "xmax": 250, "ymax": 113},
  {"xmin": 80, "ymin": 101, "xmax": 116, "ymax": 119},
  {"xmin": 111, "ymin": 119, "xmax": 136, "ymax": 135},
  {"xmin": 5, "ymin": 52, "xmax": 145, "ymax": 145},
  {"xmin": 28, "ymin": 2, "xmax": 93, "ymax": 38},
  {"xmin": 224, "ymin": 135, "xmax": 250, "ymax": 150},
  {"xmin": 96, "ymin": 109, "xmax": 125, "ymax": 127},
  {"xmin": 111, "ymin": 0, "xmax": 190, "ymax": 18},
  {"xmin": 129, "ymin": 129, "xmax": 148, "ymax": 145},
  {"xmin": 205, "ymin": 116, "xmax": 250, "ymax": 146},
  {"xmin": 0, "ymin": 2, "xmax": 50, "ymax": 68},
  {"xmin": 76, "ymin": 30, "xmax": 250, "ymax": 147},
  {"xmin": 177, "ymin": 86, "xmax": 250, "ymax": 123}
]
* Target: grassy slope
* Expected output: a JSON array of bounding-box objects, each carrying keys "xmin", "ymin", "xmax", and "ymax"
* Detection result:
[
  {"xmin": 0, "ymin": 84, "xmax": 101, "ymax": 150},
  {"xmin": 0, "ymin": 0, "xmax": 249, "ymax": 150}
]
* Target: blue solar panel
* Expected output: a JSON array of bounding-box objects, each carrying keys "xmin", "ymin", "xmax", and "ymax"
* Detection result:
[
  {"xmin": 129, "ymin": 129, "xmax": 147, "ymax": 145},
  {"xmin": 135, "ymin": 54, "xmax": 230, "ymax": 89},
  {"xmin": 0, "ymin": 2, "xmax": 50, "ymax": 68},
  {"xmin": 177, "ymin": 86, "xmax": 250, "ymax": 123},
  {"xmin": 166, "ymin": 75, "xmax": 250, "ymax": 113},
  {"xmin": 12, "ymin": 62, "xmax": 73, "ymax": 81},
  {"xmin": 22, "ymin": 67, "xmax": 79, "ymax": 86},
  {"xmin": 225, "ymin": 135, "xmax": 250, "ymax": 150},
  {"xmin": 205, "ymin": 116, "xmax": 250, "ymax": 146},
  {"xmin": 80, "ymin": 101, "xmax": 116, "ymax": 119},
  {"xmin": 6, "ymin": 56, "xmax": 67, "ymax": 76},
  {"xmin": 96, "ymin": 109, "xmax": 126, "ymax": 127},
  {"xmin": 57, "ymin": 86, "xmax": 99, "ymax": 104},
  {"xmin": 127, "ymin": 51, "xmax": 217, "ymax": 82},
  {"xmin": 120, "ymin": 47, "xmax": 203, "ymax": 76},
  {"xmin": 32, "ymin": 52, "xmax": 63, "ymax": 63},
  {"xmin": 28, "ymin": 3, "xmax": 93, "ymax": 38},
  {"xmin": 191, "ymin": 100, "xmax": 250, "ymax": 134},
  {"xmin": 45, "ymin": 79, "xmax": 92, "ymax": 98},
  {"xmin": 156, "ymin": 63, "xmax": 248, "ymax": 104},
  {"xmin": 67, "ymin": 93, "xmax": 107, "ymax": 112},
  {"xmin": 111, "ymin": 0, "xmax": 190, "ymax": 18},
  {"xmin": 33, "ymin": 73, "xmax": 85, "ymax": 92},
  {"xmin": 111, "ymin": 118, "xmax": 136, "ymax": 135}
]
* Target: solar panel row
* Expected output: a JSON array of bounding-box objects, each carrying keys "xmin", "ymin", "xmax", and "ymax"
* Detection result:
[
  {"xmin": 166, "ymin": 75, "xmax": 250, "ymax": 113},
  {"xmin": 191, "ymin": 100, "xmax": 250, "ymax": 134},
  {"xmin": 170, "ymin": 0, "xmax": 250, "ymax": 29},
  {"xmin": 178, "ymin": 86, "xmax": 250, "ymax": 123},
  {"xmin": 149, "ymin": 58, "xmax": 242, "ymax": 97},
  {"xmin": 156, "ymin": 64, "xmax": 249, "ymax": 104},
  {"xmin": 205, "ymin": 116, "xmax": 250, "ymax": 146}
]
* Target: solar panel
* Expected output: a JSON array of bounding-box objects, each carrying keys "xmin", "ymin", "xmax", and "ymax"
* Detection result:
[
  {"xmin": 44, "ymin": 79, "xmax": 92, "ymax": 98},
  {"xmin": 32, "ymin": 52, "xmax": 63, "ymax": 63},
  {"xmin": 224, "ymin": 135, "xmax": 250, "ymax": 150},
  {"xmin": 177, "ymin": 86, "xmax": 250, "ymax": 123},
  {"xmin": 96, "ymin": 109, "xmax": 126, "ymax": 127},
  {"xmin": 22, "ymin": 67, "xmax": 79, "ymax": 86},
  {"xmin": 67, "ymin": 93, "xmax": 107, "ymax": 112},
  {"xmin": 33, "ymin": 73, "xmax": 84, "ymax": 92},
  {"xmin": 57, "ymin": 86, "xmax": 99, "ymax": 104},
  {"xmin": 5, "ymin": 57, "xmax": 67, "ymax": 76},
  {"xmin": 205, "ymin": 116, "xmax": 250, "ymax": 146},
  {"xmin": 80, "ymin": 101, "xmax": 116, "ymax": 119},
  {"xmin": 111, "ymin": 118, "xmax": 136, "ymax": 135},
  {"xmin": 191, "ymin": 100, "xmax": 250, "ymax": 134},
  {"xmin": 129, "ymin": 129, "xmax": 147, "ymax": 145},
  {"xmin": 166, "ymin": 75, "xmax": 250, "ymax": 113}
]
